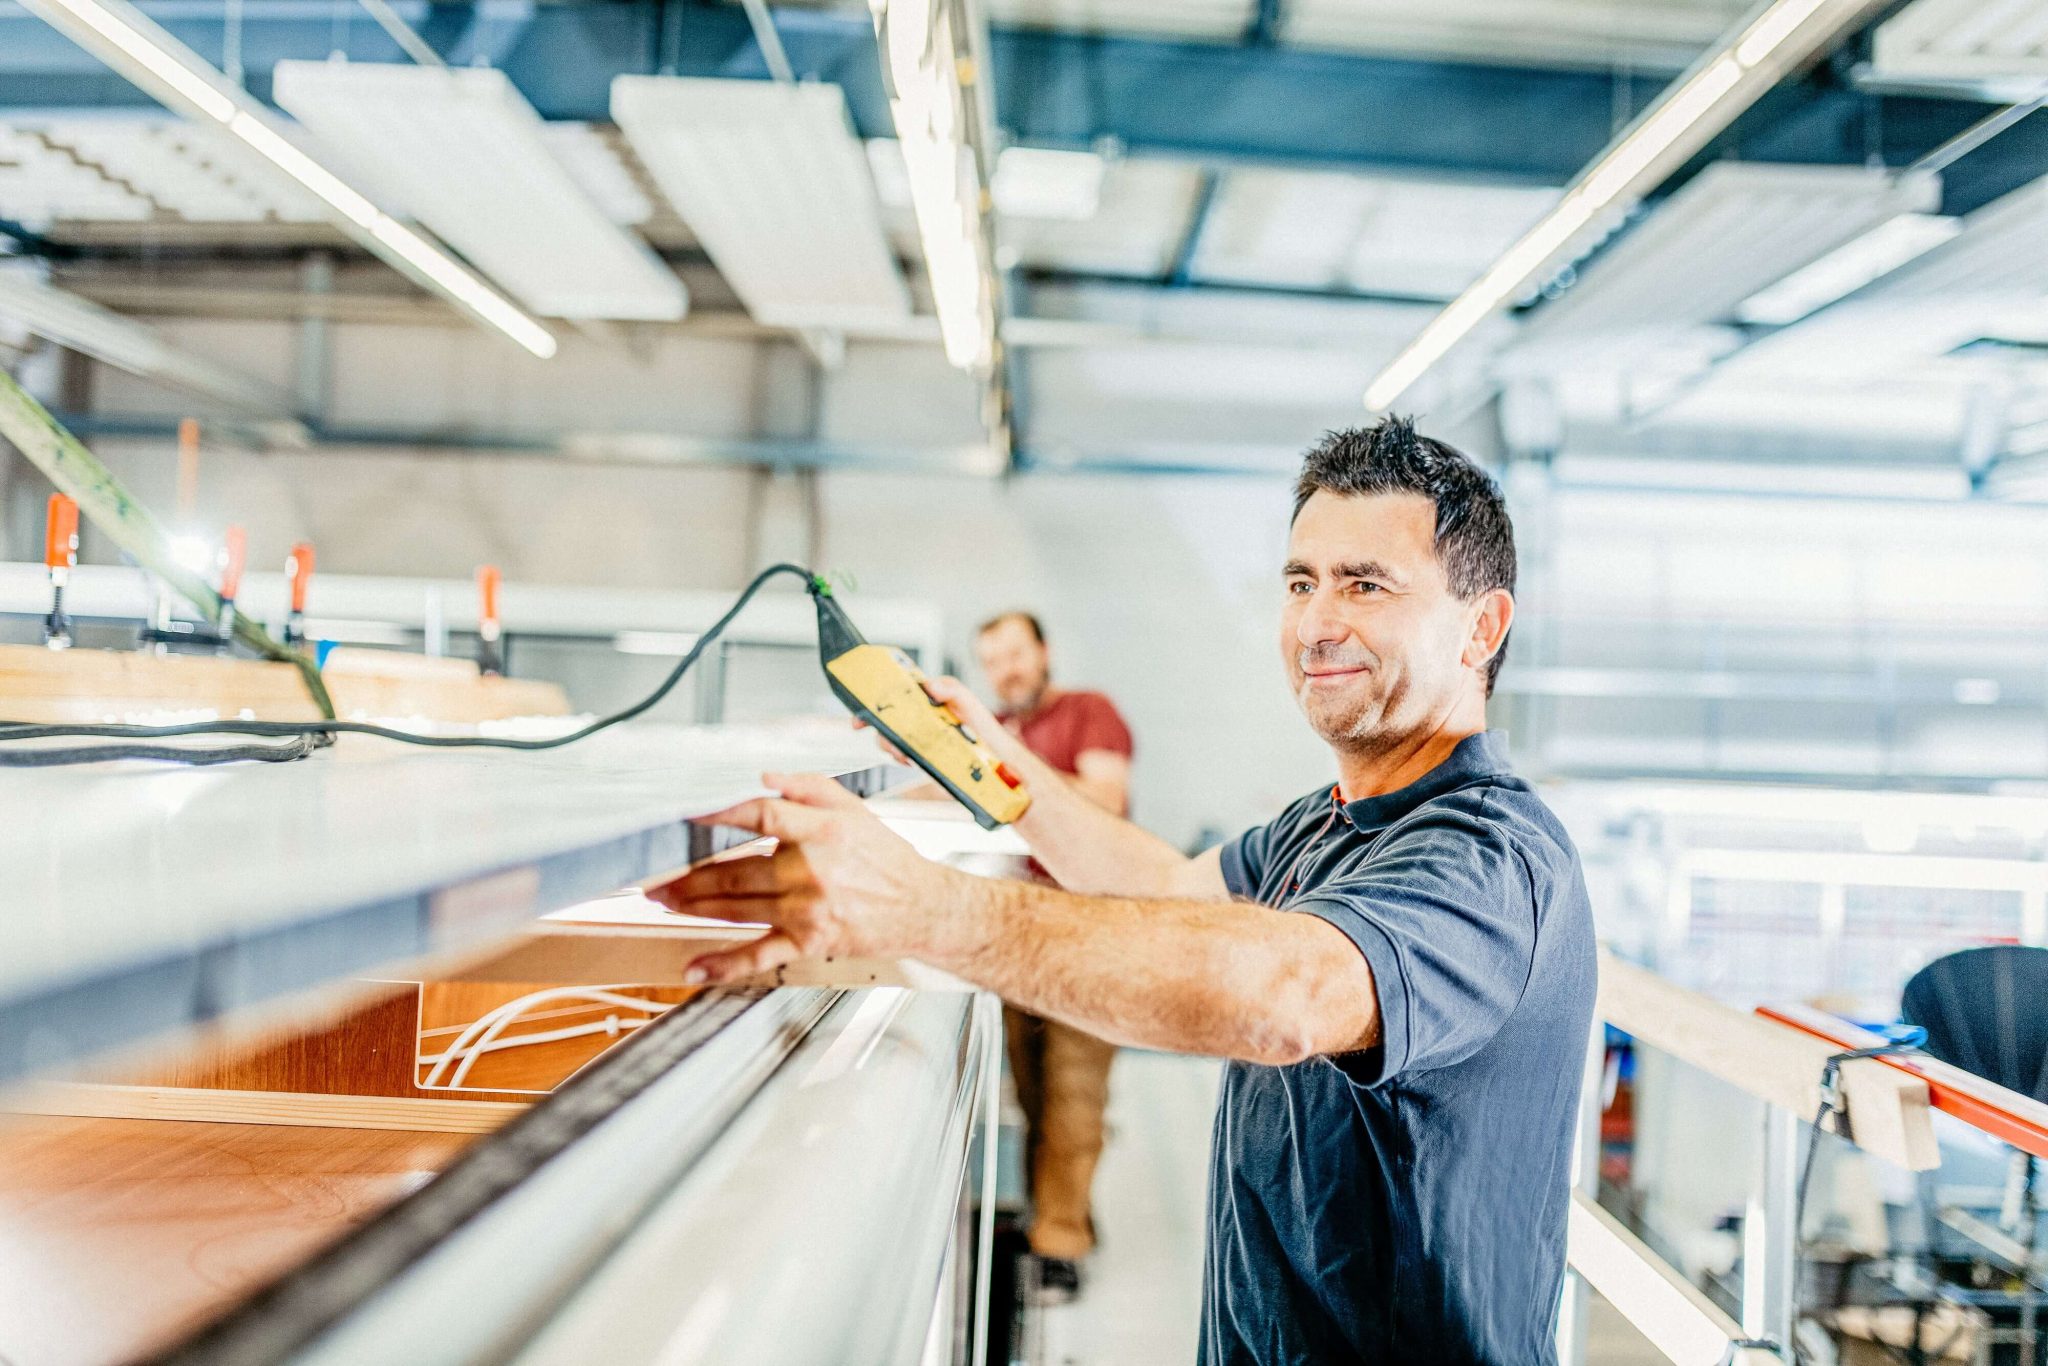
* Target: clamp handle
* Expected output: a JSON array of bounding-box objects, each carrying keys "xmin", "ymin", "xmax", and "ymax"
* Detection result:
[
  {"xmin": 44, "ymin": 493, "xmax": 78, "ymax": 572},
  {"xmin": 286, "ymin": 542, "xmax": 316, "ymax": 614},
  {"xmin": 220, "ymin": 525, "xmax": 248, "ymax": 602}
]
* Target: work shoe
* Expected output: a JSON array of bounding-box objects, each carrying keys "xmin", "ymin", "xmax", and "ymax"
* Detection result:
[{"xmin": 1027, "ymin": 1255, "xmax": 1083, "ymax": 1306}]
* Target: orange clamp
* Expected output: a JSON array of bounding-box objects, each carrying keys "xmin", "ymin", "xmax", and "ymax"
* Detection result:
[
  {"xmin": 44, "ymin": 494, "xmax": 78, "ymax": 571},
  {"xmin": 286, "ymin": 542, "xmax": 315, "ymax": 613},
  {"xmin": 476, "ymin": 564, "xmax": 501, "ymax": 630},
  {"xmin": 220, "ymin": 525, "xmax": 248, "ymax": 601}
]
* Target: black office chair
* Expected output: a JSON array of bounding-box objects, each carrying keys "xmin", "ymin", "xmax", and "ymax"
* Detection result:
[
  {"xmin": 1903, "ymin": 946, "xmax": 2048, "ymax": 1108},
  {"xmin": 1901, "ymin": 943, "xmax": 2048, "ymax": 1347}
]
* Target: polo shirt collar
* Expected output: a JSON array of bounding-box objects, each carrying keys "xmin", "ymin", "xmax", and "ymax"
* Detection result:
[{"xmin": 1333, "ymin": 731, "xmax": 1512, "ymax": 831}]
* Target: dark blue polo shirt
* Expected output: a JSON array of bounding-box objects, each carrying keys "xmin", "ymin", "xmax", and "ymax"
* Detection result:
[{"xmin": 1203, "ymin": 731, "xmax": 1595, "ymax": 1366}]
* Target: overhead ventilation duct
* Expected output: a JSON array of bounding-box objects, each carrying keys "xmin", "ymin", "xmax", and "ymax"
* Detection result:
[
  {"xmin": 1870, "ymin": 0, "xmax": 2048, "ymax": 100},
  {"xmin": 1520, "ymin": 162, "xmax": 1942, "ymax": 340},
  {"xmin": 273, "ymin": 62, "xmax": 685, "ymax": 322},
  {"xmin": 611, "ymin": 78, "xmax": 911, "ymax": 333}
]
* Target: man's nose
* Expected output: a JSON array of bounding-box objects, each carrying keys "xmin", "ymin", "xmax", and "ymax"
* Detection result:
[{"xmin": 1295, "ymin": 589, "xmax": 1349, "ymax": 647}]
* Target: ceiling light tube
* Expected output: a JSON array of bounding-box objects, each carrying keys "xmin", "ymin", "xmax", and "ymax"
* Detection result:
[
  {"xmin": 18, "ymin": 0, "xmax": 557, "ymax": 359},
  {"xmin": 876, "ymin": 0, "xmax": 997, "ymax": 374},
  {"xmin": 1735, "ymin": 211, "xmax": 1962, "ymax": 324},
  {"xmin": 1363, "ymin": 0, "xmax": 1886, "ymax": 412}
]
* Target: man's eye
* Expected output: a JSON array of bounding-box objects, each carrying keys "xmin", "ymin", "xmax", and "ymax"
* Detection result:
[
  {"xmin": 1286, "ymin": 581, "xmax": 1312, "ymax": 595},
  {"xmin": 1351, "ymin": 582, "xmax": 1383, "ymax": 594}
]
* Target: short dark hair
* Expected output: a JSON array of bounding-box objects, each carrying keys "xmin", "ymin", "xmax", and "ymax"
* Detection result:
[
  {"xmin": 977, "ymin": 610, "xmax": 1045, "ymax": 645},
  {"xmin": 1292, "ymin": 416, "xmax": 1516, "ymax": 694}
]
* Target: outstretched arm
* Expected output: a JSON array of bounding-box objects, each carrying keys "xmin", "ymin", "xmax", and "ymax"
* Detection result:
[
  {"xmin": 916, "ymin": 678, "xmax": 1224, "ymax": 899},
  {"xmin": 652, "ymin": 774, "xmax": 1378, "ymax": 1065}
]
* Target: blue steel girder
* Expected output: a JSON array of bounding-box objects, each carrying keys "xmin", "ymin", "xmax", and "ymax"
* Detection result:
[{"xmin": 0, "ymin": 3, "xmax": 2034, "ymax": 209}]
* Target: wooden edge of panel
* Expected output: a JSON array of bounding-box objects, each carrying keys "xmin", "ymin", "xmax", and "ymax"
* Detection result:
[{"xmin": 3, "ymin": 1081, "xmax": 527, "ymax": 1133}]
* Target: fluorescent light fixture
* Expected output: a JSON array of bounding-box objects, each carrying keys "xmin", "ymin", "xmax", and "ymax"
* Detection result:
[
  {"xmin": 1514, "ymin": 164, "xmax": 1940, "ymax": 343},
  {"xmin": 873, "ymin": 0, "xmax": 998, "ymax": 372},
  {"xmin": 1736, "ymin": 211, "xmax": 1962, "ymax": 324},
  {"xmin": 0, "ymin": 264, "xmax": 292, "ymax": 413},
  {"xmin": 611, "ymin": 77, "xmax": 908, "ymax": 330},
  {"xmin": 1362, "ymin": 0, "xmax": 1889, "ymax": 411},
  {"xmin": 274, "ymin": 62, "xmax": 684, "ymax": 322},
  {"xmin": 17, "ymin": 0, "xmax": 557, "ymax": 358},
  {"xmin": 991, "ymin": 147, "xmax": 1106, "ymax": 221}
]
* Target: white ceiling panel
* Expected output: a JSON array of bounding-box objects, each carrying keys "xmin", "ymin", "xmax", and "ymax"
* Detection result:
[
  {"xmin": 538, "ymin": 123, "xmax": 656, "ymax": 227},
  {"xmin": 1863, "ymin": 174, "xmax": 2048, "ymax": 299},
  {"xmin": 1192, "ymin": 169, "xmax": 1559, "ymax": 300},
  {"xmin": 613, "ymin": 77, "xmax": 909, "ymax": 331},
  {"xmin": 986, "ymin": 0, "xmax": 1253, "ymax": 40},
  {"xmin": 0, "ymin": 117, "xmax": 327, "ymax": 227},
  {"xmin": 1873, "ymin": 0, "xmax": 2048, "ymax": 98},
  {"xmin": 1002, "ymin": 158, "xmax": 1207, "ymax": 278},
  {"xmin": 1283, "ymin": 0, "xmax": 1754, "ymax": 68},
  {"xmin": 1519, "ymin": 162, "xmax": 1943, "ymax": 339},
  {"xmin": 872, "ymin": 142, "xmax": 1204, "ymax": 280},
  {"xmin": 275, "ymin": 61, "xmax": 686, "ymax": 322}
]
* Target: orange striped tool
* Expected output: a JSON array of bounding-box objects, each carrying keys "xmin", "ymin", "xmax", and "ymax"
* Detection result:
[
  {"xmin": 283, "ymin": 541, "xmax": 315, "ymax": 648},
  {"xmin": 214, "ymin": 524, "xmax": 248, "ymax": 652},
  {"xmin": 476, "ymin": 564, "xmax": 503, "ymax": 676},
  {"xmin": 43, "ymin": 492, "xmax": 78, "ymax": 650}
]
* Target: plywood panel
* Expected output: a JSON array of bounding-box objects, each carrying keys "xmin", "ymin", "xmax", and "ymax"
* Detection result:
[
  {"xmin": 0, "ymin": 1114, "xmax": 475, "ymax": 1365},
  {"xmin": 0, "ymin": 642, "xmax": 568, "ymax": 724}
]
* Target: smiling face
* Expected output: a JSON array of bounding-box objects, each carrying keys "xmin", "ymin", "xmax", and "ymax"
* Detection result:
[{"xmin": 1283, "ymin": 489, "xmax": 1502, "ymax": 755}]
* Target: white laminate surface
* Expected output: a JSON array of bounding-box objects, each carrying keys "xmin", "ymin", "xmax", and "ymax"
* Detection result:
[{"xmin": 3, "ymin": 720, "xmax": 887, "ymax": 1005}]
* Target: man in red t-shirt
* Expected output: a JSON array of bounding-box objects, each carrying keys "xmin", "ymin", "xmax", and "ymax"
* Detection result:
[{"xmin": 975, "ymin": 610, "xmax": 1134, "ymax": 1304}]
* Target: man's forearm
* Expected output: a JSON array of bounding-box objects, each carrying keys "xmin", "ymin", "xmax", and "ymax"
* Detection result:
[
  {"xmin": 923, "ymin": 870, "xmax": 1379, "ymax": 1064},
  {"xmin": 1007, "ymin": 743, "xmax": 1205, "ymax": 896}
]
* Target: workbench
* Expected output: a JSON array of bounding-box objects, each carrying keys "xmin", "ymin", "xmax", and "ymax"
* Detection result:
[
  {"xmin": 0, "ymin": 719, "xmax": 888, "ymax": 1082},
  {"xmin": 0, "ymin": 719, "xmax": 1020, "ymax": 1364}
]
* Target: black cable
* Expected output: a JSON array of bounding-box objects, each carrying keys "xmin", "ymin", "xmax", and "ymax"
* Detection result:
[
  {"xmin": 0, "ymin": 563, "xmax": 820, "ymax": 766},
  {"xmin": 1789, "ymin": 1029, "xmax": 1928, "ymax": 1366},
  {"xmin": 0, "ymin": 733, "xmax": 327, "ymax": 767}
]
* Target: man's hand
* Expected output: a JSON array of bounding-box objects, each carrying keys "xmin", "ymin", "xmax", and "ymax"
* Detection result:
[
  {"xmin": 649, "ymin": 772, "xmax": 962, "ymax": 985},
  {"xmin": 856, "ymin": 675, "xmax": 1031, "ymax": 773}
]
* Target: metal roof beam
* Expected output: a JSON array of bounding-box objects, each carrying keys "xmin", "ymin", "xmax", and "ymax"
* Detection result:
[{"xmin": 0, "ymin": 4, "xmax": 2031, "ymax": 205}]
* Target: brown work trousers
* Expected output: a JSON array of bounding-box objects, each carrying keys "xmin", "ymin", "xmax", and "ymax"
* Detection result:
[{"xmin": 1005, "ymin": 1006, "xmax": 1117, "ymax": 1260}]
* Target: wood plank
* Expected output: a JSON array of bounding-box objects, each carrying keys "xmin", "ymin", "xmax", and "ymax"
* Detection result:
[
  {"xmin": 446, "ymin": 921, "xmax": 973, "ymax": 991},
  {"xmin": 0, "ymin": 1113, "xmax": 475, "ymax": 1364},
  {"xmin": 0, "ymin": 641, "xmax": 568, "ymax": 723},
  {"xmin": 1598, "ymin": 950, "xmax": 1939, "ymax": 1172},
  {"xmin": 5, "ymin": 1082, "xmax": 526, "ymax": 1133},
  {"xmin": 1567, "ymin": 1193, "xmax": 1769, "ymax": 1366},
  {"xmin": 128, "ymin": 977, "xmax": 691, "ymax": 1102}
]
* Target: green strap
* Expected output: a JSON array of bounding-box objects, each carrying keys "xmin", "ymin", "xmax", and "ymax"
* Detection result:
[{"xmin": 0, "ymin": 368, "xmax": 335, "ymax": 718}]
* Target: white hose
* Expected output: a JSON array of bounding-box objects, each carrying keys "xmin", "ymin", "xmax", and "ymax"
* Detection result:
[{"xmin": 419, "ymin": 986, "xmax": 670, "ymax": 1089}]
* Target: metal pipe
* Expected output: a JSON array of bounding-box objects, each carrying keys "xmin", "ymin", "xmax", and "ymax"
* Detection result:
[
  {"xmin": 355, "ymin": 0, "xmax": 447, "ymax": 68},
  {"xmin": 737, "ymin": 0, "xmax": 796, "ymax": 84}
]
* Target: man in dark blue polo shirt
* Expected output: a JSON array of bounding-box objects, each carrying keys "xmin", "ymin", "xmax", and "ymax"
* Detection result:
[{"xmin": 660, "ymin": 417, "xmax": 1599, "ymax": 1364}]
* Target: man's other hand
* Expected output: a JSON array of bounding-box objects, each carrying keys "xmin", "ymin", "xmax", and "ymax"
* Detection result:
[
  {"xmin": 648, "ymin": 772, "xmax": 957, "ymax": 984},
  {"xmin": 853, "ymin": 675, "xmax": 1029, "ymax": 770}
]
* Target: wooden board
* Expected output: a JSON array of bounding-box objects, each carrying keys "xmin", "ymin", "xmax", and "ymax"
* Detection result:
[
  {"xmin": 450, "ymin": 919, "xmax": 975, "ymax": 991},
  {"xmin": 0, "ymin": 1113, "xmax": 476, "ymax": 1365},
  {"xmin": 1598, "ymin": 950, "xmax": 1940, "ymax": 1172},
  {"xmin": 0, "ymin": 641, "xmax": 569, "ymax": 723},
  {"xmin": 82, "ymin": 978, "xmax": 696, "ymax": 1121},
  {"xmin": 4, "ymin": 1082, "xmax": 525, "ymax": 1133}
]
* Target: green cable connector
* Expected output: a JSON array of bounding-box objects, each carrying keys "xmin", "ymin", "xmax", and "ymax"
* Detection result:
[{"xmin": 0, "ymin": 368, "xmax": 336, "ymax": 719}]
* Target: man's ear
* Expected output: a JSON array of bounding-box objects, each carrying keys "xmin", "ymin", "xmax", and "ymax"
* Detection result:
[{"xmin": 1463, "ymin": 589, "xmax": 1514, "ymax": 674}]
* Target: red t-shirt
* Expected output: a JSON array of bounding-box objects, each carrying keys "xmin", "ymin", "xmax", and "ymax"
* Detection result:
[{"xmin": 1002, "ymin": 689, "xmax": 1133, "ymax": 778}]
